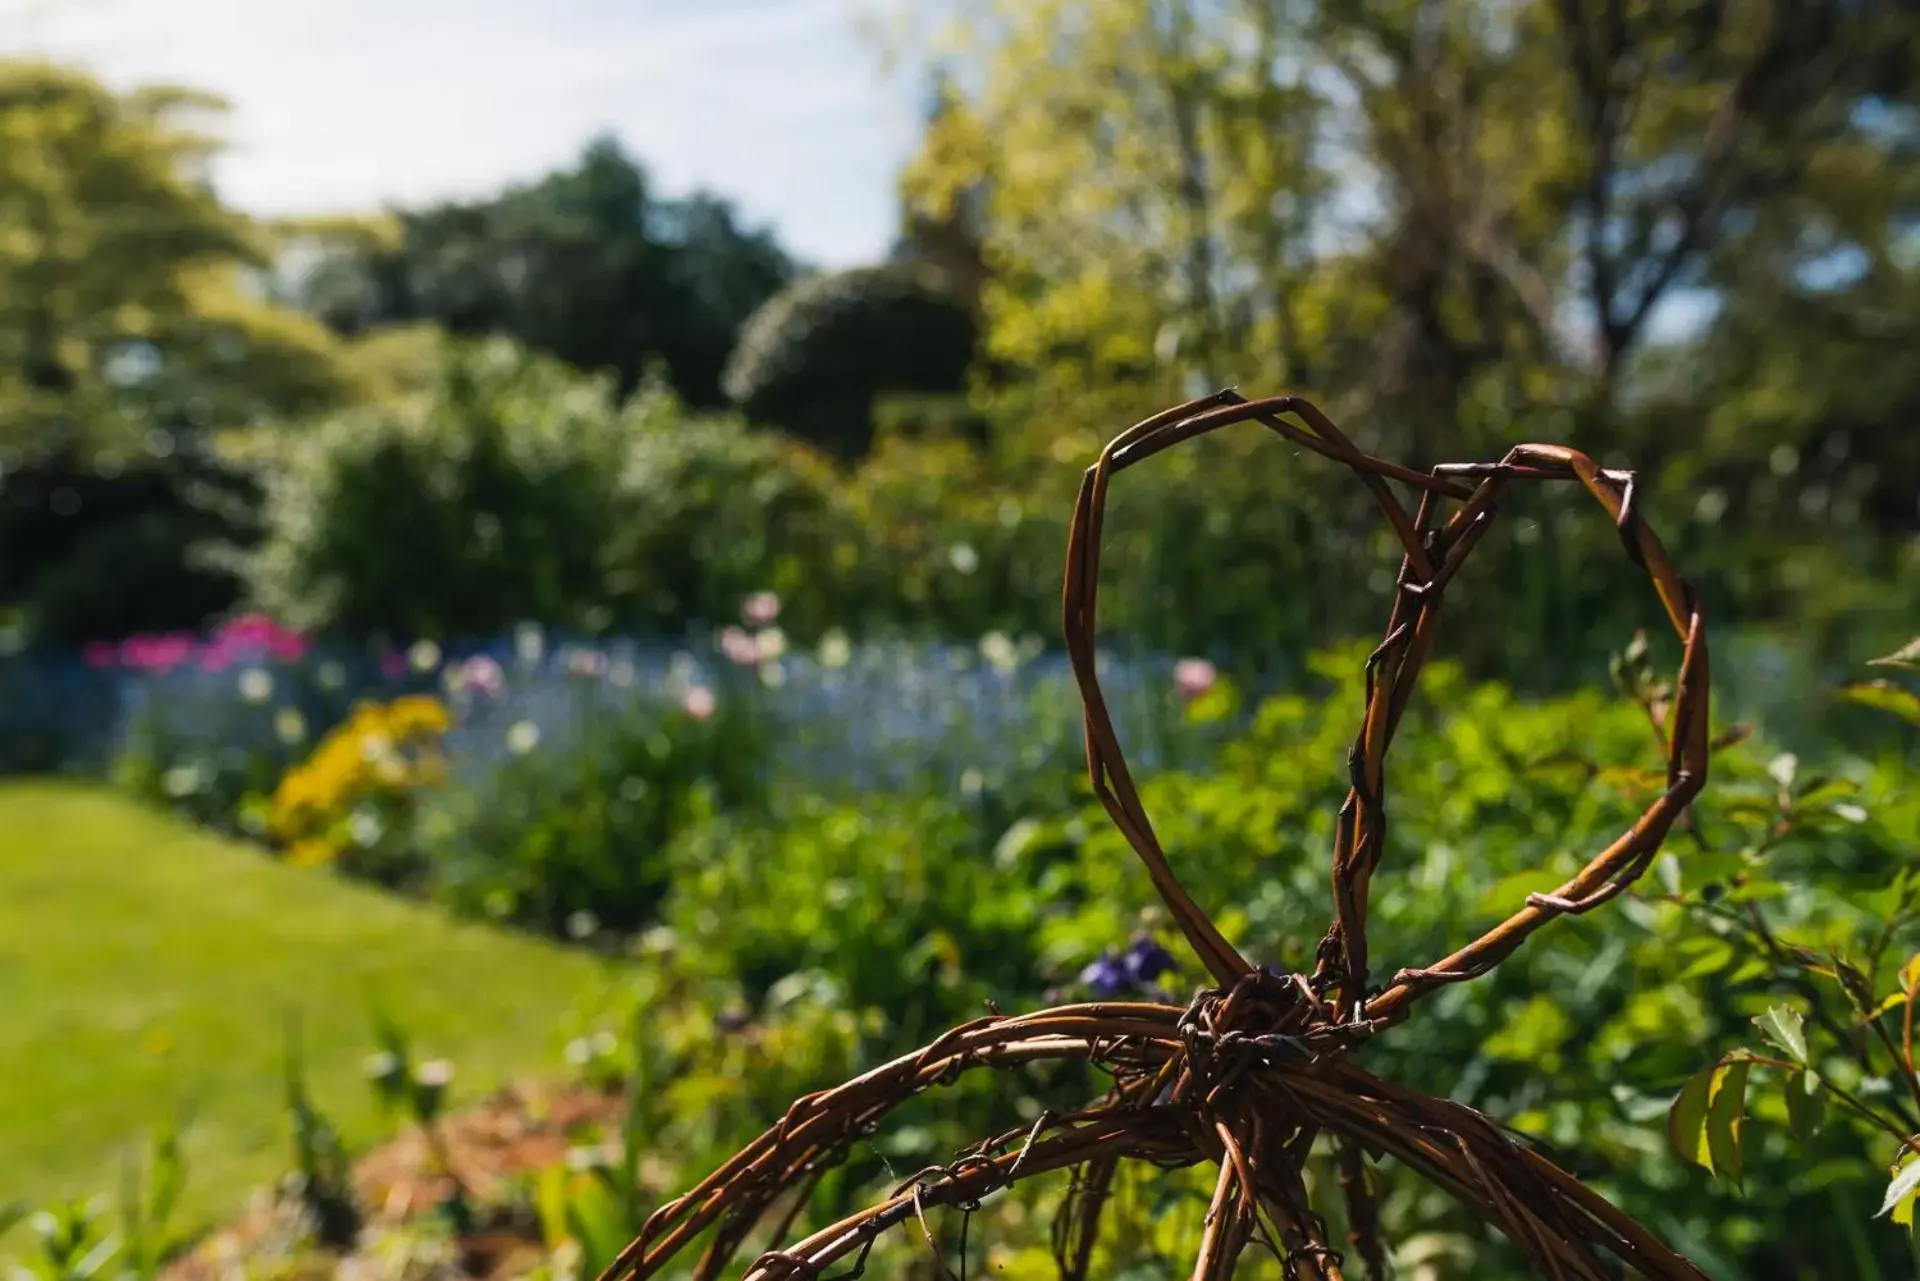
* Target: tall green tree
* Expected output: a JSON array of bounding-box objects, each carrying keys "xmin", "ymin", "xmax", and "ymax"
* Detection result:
[
  {"xmin": 1547, "ymin": 0, "xmax": 1920, "ymax": 420},
  {"xmin": 294, "ymin": 137, "xmax": 795, "ymax": 408},
  {"xmin": 903, "ymin": 0, "xmax": 1339, "ymax": 460},
  {"xmin": 0, "ymin": 59, "xmax": 363, "ymax": 458},
  {"xmin": 0, "ymin": 60, "xmax": 376, "ymax": 643},
  {"xmin": 908, "ymin": 0, "xmax": 1919, "ymax": 463}
]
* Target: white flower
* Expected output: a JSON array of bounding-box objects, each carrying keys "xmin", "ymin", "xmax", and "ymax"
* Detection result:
[
  {"xmin": 818, "ymin": 630, "xmax": 852, "ymax": 670},
  {"xmin": 1768, "ymin": 753, "xmax": 1798, "ymax": 789},
  {"xmin": 960, "ymin": 768, "xmax": 985, "ymax": 796},
  {"xmin": 759, "ymin": 662, "xmax": 786, "ymax": 689},
  {"xmin": 237, "ymin": 667, "xmax": 273, "ymax": 704},
  {"xmin": 753, "ymin": 627, "xmax": 788, "ymax": 661},
  {"xmin": 948, "ymin": 543, "xmax": 980, "ymax": 575},
  {"xmin": 316, "ymin": 660, "xmax": 346, "ymax": 691},
  {"xmin": 514, "ymin": 622, "xmax": 545, "ymax": 665},
  {"xmin": 681, "ymin": 686, "xmax": 717, "ymax": 720},
  {"xmin": 979, "ymin": 631, "xmax": 1018, "ymax": 675},
  {"xmin": 413, "ymin": 1058, "xmax": 454, "ymax": 1088},
  {"xmin": 565, "ymin": 910, "xmax": 599, "ymax": 940},
  {"xmin": 506, "ymin": 720, "xmax": 541, "ymax": 755},
  {"xmin": 408, "ymin": 639, "xmax": 441, "ymax": 672},
  {"xmin": 163, "ymin": 764, "xmax": 204, "ymax": 797},
  {"xmin": 609, "ymin": 659, "xmax": 637, "ymax": 687},
  {"xmin": 348, "ymin": 808, "xmax": 383, "ymax": 847},
  {"xmin": 274, "ymin": 708, "xmax": 307, "ymax": 744}
]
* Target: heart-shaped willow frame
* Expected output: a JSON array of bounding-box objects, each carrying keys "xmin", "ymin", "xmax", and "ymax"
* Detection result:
[
  {"xmin": 601, "ymin": 392, "xmax": 1713, "ymax": 1281},
  {"xmin": 1065, "ymin": 389, "xmax": 1709, "ymax": 1026}
]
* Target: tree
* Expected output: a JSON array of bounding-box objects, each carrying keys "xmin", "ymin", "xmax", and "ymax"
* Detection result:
[
  {"xmin": 0, "ymin": 59, "xmax": 374, "ymax": 644},
  {"xmin": 292, "ymin": 137, "xmax": 795, "ymax": 408},
  {"xmin": 0, "ymin": 60, "xmax": 364, "ymax": 458},
  {"xmin": 721, "ymin": 265, "xmax": 977, "ymax": 458},
  {"xmin": 1548, "ymin": 0, "xmax": 1920, "ymax": 418},
  {"xmin": 900, "ymin": 1, "xmax": 1369, "ymax": 461},
  {"xmin": 907, "ymin": 0, "xmax": 1919, "ymax": 464}
]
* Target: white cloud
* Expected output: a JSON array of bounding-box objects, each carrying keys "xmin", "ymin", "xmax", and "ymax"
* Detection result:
[{"xmin": 0, "ymin": 0, "xmax": 917, "ymax": 266}]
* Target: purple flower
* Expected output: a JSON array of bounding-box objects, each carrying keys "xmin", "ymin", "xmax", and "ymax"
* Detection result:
[
  {"xmin": 1078, "ymin": 954, "xmax": 1129, "ymax": 997},
  {"xmin": 1078, "ymin": 935, "xmax": 1179, "ymax": 998},
  {"xmin": 1122, "ymin": 936, "xmax": 1177, "ymax": 985}
]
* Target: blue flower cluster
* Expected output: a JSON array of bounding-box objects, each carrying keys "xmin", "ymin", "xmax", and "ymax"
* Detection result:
[{"xmin": 1078, "ymin": 935, "xmax": 1179, "ymax": 998}]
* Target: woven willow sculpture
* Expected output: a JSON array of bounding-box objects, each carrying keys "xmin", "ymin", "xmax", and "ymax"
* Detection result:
[{"xmin": 601, "ymin": 390, "xmax": 1714, "ymax": 1281}]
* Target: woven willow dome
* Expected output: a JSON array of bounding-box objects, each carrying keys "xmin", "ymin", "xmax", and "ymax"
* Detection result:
[{"xmin": 600, "ymin": 390, "xmax": 1716, "ymax": 1281}]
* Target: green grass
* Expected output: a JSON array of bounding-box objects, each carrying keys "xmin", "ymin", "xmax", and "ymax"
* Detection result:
[{"xmin": 0, "ymin": 779, "xmax": 624, "ymax": 1233}]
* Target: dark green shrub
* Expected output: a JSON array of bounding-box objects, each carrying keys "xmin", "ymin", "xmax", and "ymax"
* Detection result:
[
  {"xmin": 720, "ymin": 265, "xmax": 976, "ymax": 458},
  {"xmin": 603, "ymin": 417, "xmax": 852, "ymax": 639},
  {"xmin": 241, "ymin": 339, "xmax": 637, "ymax": 640},
  {"xmin": 0, "ymin": 439, "xmax": 257, "ymax": 647}
]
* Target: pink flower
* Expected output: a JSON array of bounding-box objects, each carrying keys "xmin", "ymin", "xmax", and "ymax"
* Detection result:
[
  {"xmin": 217, "ymin": 613, "xmax": 277, "ymax": 647},
  {"xmin": 379, "ymin": 650, "xmax": 407, "ymax": 680},
  {"xmin": 681, "ymin": 686, "xmax": 716, "ymax": 721},
  {"xmin": 565, "ymin": 648, "xmax": 609, "ymax": 679},
  {"xmin": 81, "ymin": 641, "xmax": 118, "ymax": 669},
  {"xmin": 267, "ymin": 632, "xmax": 309, "ymax": 664},
  {"xmin": 211, "ymin": 613, "xmax": 309, "ymax": 665},
  {"xmin": 199, "ymin": 646, "xmax": 234, "ymax": 673},
  {"xmin": 742, "ymin": 590, "xmax": 781, "ymax": 627},
  {"xmin": 1172, "ymin": 657, "xmax": 1217, "ymax": 702},
  {"xmin": 461, "ymin": 655, "xmax": 505, "ymax": 697},
  {"xmin": 719, "ymin": 626, "xmax": 760, "ymax": 667},
  {"xmin": 123, "ymin": 633, "xmax": 196, "ymax": 673}
]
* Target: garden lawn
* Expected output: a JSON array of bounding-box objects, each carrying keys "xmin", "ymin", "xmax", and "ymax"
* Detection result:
[{"xmin": 0, "ymin": 780, "xmax": 623, "ymax": 1232}]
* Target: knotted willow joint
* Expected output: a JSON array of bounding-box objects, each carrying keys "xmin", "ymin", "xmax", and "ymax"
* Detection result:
[{"xmin": 601, "ymin": 392, "xmax": 1715, "ymax": 1281}]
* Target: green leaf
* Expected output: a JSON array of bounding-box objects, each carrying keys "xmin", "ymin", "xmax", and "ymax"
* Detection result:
[
  {"xmin": 1875, "ymin": 1151, "xmax": 1920, "ymax": 1221},
  {"xmin": 1902, "ymin": 953, "xmax": 1920, "ymax": 996},
  {"xmin": 1706, "ymin": 1060, "xmax": 1751, "ymax": 1187},
  {"xmin": 1868, "ymin": 636, "xmax": 1920, "ymax": 672},
  {"xmin": 1752, "ymin": 1005, "xmax": 1808, "ymax": 1064},
  {"xmin": 1677, "ymin": 939, "xmax": 1736, "ymax": 981},
  {"xmin": 1838, "ymin": 680, "xmax": 1920, "ymax": 728},
  {"xmin": 1785, "ymin": 1069, "xmax": 1825, "ymax": 1144},
  {"xmin": 1668, "ymin": 1063, "xmax": 1718, "ymax": 1172},
  {"xmin": 1864, "ymin": 991, "xmax": 1909, "ymax": 1024}
]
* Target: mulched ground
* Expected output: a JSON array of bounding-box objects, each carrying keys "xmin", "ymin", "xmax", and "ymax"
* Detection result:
[{"xmin": 165, "ymin": 1081, "xmax": 633, "ymax": 1281}]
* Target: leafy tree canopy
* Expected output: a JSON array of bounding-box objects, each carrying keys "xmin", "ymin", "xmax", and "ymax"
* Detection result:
[
  {"xmin": 291, "ymin": 136, "xmax": 795, "ymax": 409},
  {"xmin": 0, "ymin": 60, "xmax": 371, "ymax": 461}
]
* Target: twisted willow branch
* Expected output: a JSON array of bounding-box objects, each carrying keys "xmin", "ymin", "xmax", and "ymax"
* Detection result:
[{"xmin": 602, "ymin": 391, "xmax": 1714, "ymax": 1281}]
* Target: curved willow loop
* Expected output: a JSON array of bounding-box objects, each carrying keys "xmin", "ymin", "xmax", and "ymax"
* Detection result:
[
  {"xmin": 602, "ymin": 392, "xmax": 1715, "ymax": 1281},
  {"xmin": 1064, "ymin": 392, "xmax": 1708, "ymax": 1025}
]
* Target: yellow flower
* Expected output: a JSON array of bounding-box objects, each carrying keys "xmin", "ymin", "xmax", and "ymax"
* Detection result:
[
  {"xmin": 285, "ymin": 838, "xmax": 338, "ymax": 868},
  {"xmin": 266, "ymin": 695, "xmax": 452, "ymax": 851}
]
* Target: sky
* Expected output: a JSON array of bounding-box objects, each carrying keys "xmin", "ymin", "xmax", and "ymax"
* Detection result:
[{"xmin": 0, "ymin": 0, "xmax": 918, "ymax": 268}]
